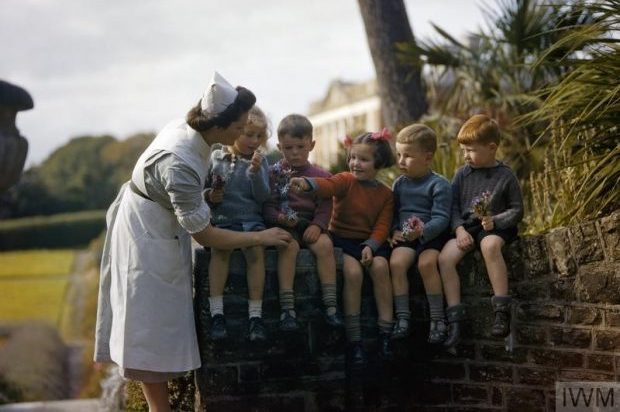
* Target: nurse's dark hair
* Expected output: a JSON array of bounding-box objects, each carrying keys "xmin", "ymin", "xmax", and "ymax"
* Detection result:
[{"xmin": 186, "ymin": 86, "xmax": 256, "ymax": 132}]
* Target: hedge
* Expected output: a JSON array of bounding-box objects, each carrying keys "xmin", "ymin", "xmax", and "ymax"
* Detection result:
[{"xmin": 0, "ymin": 210, "xmax": 106, "ymax": 250}]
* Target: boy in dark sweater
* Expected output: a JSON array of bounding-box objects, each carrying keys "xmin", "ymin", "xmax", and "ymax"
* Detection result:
[
  {"xmin": 263, "ymin": 114, "xmax": 343, "ymax": 331},
  {"xmin": 438, "ymin": 114, "xmax": 524, "ymax": 348}
]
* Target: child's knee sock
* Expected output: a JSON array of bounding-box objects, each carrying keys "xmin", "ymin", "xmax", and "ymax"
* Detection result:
[
  {"xmin": 279, "ymin": 289, "xmax": 296, "ymax": 317},
  {"xmin": 427, "ymin": 294, "xmax": 445, "ymax": 321},
  {"xmin": 394, "ymin": 294, "xmax": 411, "ymax": 322},
  {"xmin": 345, "ymin": 313, "xmax": 361, "ymax": 342},
  {"xmin": 248, "ymin": 299, "xmax": 263, "ymax": 319},
  {"xmin": 209, "ymin": 296, "xmax": 224, "ymax": 316},
  {"xmin": 321, "ymin": 283, "xmax": 338, "ymax": 316}
]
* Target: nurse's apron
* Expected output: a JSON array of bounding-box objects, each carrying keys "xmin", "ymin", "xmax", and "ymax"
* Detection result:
[{"xmin": 94, "ymin": 119, "xmax": 210, "ymax": 372}]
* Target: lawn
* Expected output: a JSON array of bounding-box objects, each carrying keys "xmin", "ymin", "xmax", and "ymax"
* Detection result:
[{"xmin": 0, "ymin": 250, "xmax": 75, "ymax": 325}]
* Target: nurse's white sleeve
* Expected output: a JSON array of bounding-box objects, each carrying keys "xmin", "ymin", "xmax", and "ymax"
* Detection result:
[{"xmin": 161, "ymin": 165, "xmax": 211, "ymax": 234}]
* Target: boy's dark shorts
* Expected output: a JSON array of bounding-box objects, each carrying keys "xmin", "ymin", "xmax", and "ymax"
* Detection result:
[
  {"xmin": 330, "ymin": 232, "xmax": 390, "ymax": 261},
  {"xmin": 392, "ymin": 229, "xmax": 451, "ymax": 255},
  {"xmin": 459, "ymin": 222, "xmax": 518, "ymax": 248}
]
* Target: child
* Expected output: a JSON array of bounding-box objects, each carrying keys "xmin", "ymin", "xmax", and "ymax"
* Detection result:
[
  {"xmin": 204, "ymin": 105, "xmax": 271, "ymax": 343},
  {"xmin": 389, "ymin": 124, "xmax": 452, "ymax": 344},
  {"xmin": 290, "ymin": 129, "xmax": 395, "ymax": 366},
  {"xmin": 263, "ymin": 114, "xmax": 343, "ymax": 331},
  {"xmin": 438, "ymin": 114, "xmax": 523, "ymax": 348}
]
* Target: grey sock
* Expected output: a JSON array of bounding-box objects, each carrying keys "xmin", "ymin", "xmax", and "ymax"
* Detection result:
[
  {"xmin": 345, "ymin": 313, "xmax": 361, "ymax": 342},
  {"xmin": 279, "ymin": 289, "xmax": 295, "ymax": 311},
  {"xmin": 208, "ymin": 296, "xmax": 224, "ymax": 316},
  {"xmin": 427, "ymin": 294, "xmax": 445, "ymax": 321},
  {"xmin": 378, "ymin": 319, "xmax": 395, "ymax": 335},
  {"xmin": 321, "ymin": 283, "xmax": 337, "ymax": 310},
  {"xmin": 394, "ymin": 294, "xmax": 411, "ymax": 321}
]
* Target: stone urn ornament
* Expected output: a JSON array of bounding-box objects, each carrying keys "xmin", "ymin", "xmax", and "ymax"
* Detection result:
[{"xmin": 0, "ymin": 79, "xmax": 33, "ymax": 193}]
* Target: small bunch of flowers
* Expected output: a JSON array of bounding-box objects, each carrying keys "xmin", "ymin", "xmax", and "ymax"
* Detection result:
[
  {"xmin": 471, "ymin": 191, "xmax": 492, "ymax": 219},
  {"xmin": 271, "ymin": 161, "xmax": 294, "ymax": 199},
  {"xmin": 212, "ymin": 174, "xmax": 226, "ymax": 191},
  {"xmin": 402, "ymin": 215, "xmax": 424, "ymax": 238},
  {"xmin": 282, "ymin": 205, "xmax": 298, "ymax": 223}
]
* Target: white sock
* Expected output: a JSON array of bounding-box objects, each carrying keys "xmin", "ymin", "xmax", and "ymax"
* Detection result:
[
  {"xmin": 209, "ymin": 296, "xmax": 224, "ymax": 316},
  {"xmin": 248, "ymin": 300, "xmax": 262, "ymax": 319}
]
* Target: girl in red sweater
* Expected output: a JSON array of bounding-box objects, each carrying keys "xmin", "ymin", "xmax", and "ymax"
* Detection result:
[{"xmin": 290, "ymin": 129, "xmax": 395, "ymax": 366}]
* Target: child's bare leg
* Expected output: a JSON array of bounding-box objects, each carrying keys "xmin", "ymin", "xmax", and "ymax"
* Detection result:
[
  {"xmin": 479, "ymin": 235, "xmax": 508, "ymax": 296},
  {"xmin": 438, "ymin": 240, "xmax": 468, "ymax": 348},
  {"xmin": 277, "ymin": 240, "xmax": 300, "ymax": 330},
  {"xmin": 141, "ymin": 381, "xmax": 171, "ymax": 412},
  {"xmin": 243, "ymin": 245, "xmax": 267, "ymax": 341},
  {"xmin": 208, "ymin": 249, "xmax": 232, "ymax": 332},
  {"xmin": 438, "ymin": 239, "xmax": 468, "ymax": 307},
  {"xmin": 388, "ymin": 248, "xmax": 415, "ymax": 338},
  {"xmin": 480, "ymin": 235, "xmax": 512, "ymax": 337},
  {"xmin": 418, "ymin": 249, "xmax": 447, "ymax": 343},
  {"xmin": 308, "ymin": 234, "xmax": 341, "ymax": 325},
  {"xmin": 370, "ymin": 256, "xmax": 394, "ymax": 359}
]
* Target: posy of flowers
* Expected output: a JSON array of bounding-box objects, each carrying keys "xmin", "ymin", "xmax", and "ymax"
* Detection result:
[
  {"xmin": 471, "ymin": 190, "xmax": 492, "ymax": 219},
  {"xmin": 271, "ymin": 161, "xmax": 298, "ymax": 222},
  {"xmin": 402, "ymin": 215, "xmax": 424, "ymax": 239}
]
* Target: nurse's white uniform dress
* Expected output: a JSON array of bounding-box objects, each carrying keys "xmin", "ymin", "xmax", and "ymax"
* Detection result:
[{"xmin": 94, "ymin": 119, "xmax": 212, "ymax": 380}]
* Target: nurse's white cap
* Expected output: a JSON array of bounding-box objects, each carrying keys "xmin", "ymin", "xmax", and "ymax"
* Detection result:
[{"xmin": 200, "ymin": 71, "xmax": 238, "ymax": 115}]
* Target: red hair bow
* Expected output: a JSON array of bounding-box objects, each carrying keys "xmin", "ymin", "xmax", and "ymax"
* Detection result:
[
  {"xmin": 343, "ymin": 135, "xmax": 353, "ymax": 148},
  {"xmin": 370, "ymin": 128, "xmax": 391, "ymax": 141}
]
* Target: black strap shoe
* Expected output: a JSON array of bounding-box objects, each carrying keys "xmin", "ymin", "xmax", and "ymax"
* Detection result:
[
  {"xmin": 249, "ymin": 316, "xmax": 268, "ymax": 342},
  {"xmin": 209, "ymin": 314, "xmax": 228, "ymax": 341}
]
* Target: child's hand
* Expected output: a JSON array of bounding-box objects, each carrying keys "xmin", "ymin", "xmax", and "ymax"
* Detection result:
[
  {"xmin": 205, "ymin": 188, "xmax": 224, "ymax": 204},
  {"xmin": 289, "ymin": 177, "xmax": 309, "ymax": 193},
  {"xmin": 360, "ymin": 246, "xmax": 373, "ymax": 267},
  {"xmin": 390, "ymin": 230, "xmax": 405, "ymax": 247},
  {"xmin": 481, "ymin": 215, "xmax": 494, "ymax": 231},
  {"xmin": 302, "ymin": 224, "xmax": 321, "ymax": 244},
  {"xmin": 277, "ymin": 213, "xmax": 298, "ymax": 228},
  {"xmin": 455, "ymin": 226, "xmax": 474, "ymax": 251},
  {"xmin": 249, "ymin": 150, "xmax": 264, "ymax": 173}
]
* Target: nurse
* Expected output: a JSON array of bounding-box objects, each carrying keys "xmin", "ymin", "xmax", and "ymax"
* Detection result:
[{"xmin": 94, "ymin": 72, "xmax": 291, "ymax": 410}]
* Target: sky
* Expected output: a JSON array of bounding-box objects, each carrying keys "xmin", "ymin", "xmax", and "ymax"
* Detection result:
[{"xmin": 1, "ymin": 0, "xmax": 487, "ymax": 166}]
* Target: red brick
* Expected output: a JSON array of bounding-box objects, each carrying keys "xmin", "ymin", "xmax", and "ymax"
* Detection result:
[
  {"xmin": 567, "ymin": 306, "xmax": 602, "ymax": 325},
  {"xmin": 586, "ymin": 354, "xmax": 615, "ymax": 372},
  {"xmin": 549, "ymin": 327, "xmax": 592, "ymax": 349},
  {"xmin": 469, "ymin": 364, "xmax": 513, "ymax": 383},
  {"xmin": 504, "ymin": 387, "xmax": 546, "ymax": 412},
  {"xmin": 517, "ymin": 303, "xmax": 564, "ymax": 322},
  {"xmin": 490, "ymin": 386, "xmax": 503, "ymax": 406},
  {"xmin": 594, "ymin": 330, "xmax": 620, "ymax": 351},
  {"xmin": 606, "ymin": 309, "xmax": 620, "ymax": 327},
  {"xmin": 480, "ymin": 343, "xmax": 527, "ymax": 363},
  {"xmin": 516, "ymin": 325, "xmax": 547, "ymax": 345},
  {"xmin": 452, "ymin": 384, "xmax": 488, "ymax": 404},
  {"xmin": 559, "ymin": 369, "xmax": 615, "ymax": 381},
  {"xmin": 527, "ymin": 349, "xmax": 584, "ymax": 368},
  {"xmin": 516, "ymin": 366, "xmax": 557, "ymax": 386}
]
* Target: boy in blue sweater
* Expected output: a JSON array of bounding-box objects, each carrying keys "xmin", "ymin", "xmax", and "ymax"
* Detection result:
[{"xmin": 389, "ymin": 124, "xmax": 452, "ymax": 343}]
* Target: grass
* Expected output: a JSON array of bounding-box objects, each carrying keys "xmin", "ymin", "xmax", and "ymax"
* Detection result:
[{"xmin": 0, "ymin": 250, "xmax": 75, "ymax": 325}]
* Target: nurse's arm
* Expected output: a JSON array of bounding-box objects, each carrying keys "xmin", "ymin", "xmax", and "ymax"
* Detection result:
[{"xmin": 191, "ymin": 225, "xmax": 292, "ymax": 249}]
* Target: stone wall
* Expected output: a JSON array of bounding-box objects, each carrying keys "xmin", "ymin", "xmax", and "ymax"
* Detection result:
[{"xmin": 192, "ymin": 211, "xmax": 619, "ymax": 411}]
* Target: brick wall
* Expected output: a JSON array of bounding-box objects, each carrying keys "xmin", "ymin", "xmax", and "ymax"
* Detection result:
[{"xmin": 190, "ymin": 211, "xmax": 619, "ymax": 411}]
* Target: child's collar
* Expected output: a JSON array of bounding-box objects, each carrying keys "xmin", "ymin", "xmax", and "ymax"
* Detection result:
[{"xmin": 463, "ymin": 160, "xmax": 503, "ymax": 176}]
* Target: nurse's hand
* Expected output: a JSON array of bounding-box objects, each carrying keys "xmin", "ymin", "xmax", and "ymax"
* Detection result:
[
  {"xmin": 257, "ymin": 227, "xmax": 292, "ymax": 247},
  {"xmin": 249, "ymin": 150, "xmax": 264, "ymax": 174}
]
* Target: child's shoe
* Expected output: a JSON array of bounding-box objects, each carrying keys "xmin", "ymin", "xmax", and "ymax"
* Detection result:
[
  {"xmin": 428, "ymin": 318, "xmax": 447, "ymax": 344},
  {"xmin": 378, "ymin": 332, "xmax": 394, "ymax": 361},
  {"xmin": 279, "ymin": 310, "xmax": 300, "ymax": 332},
  {"xmin": 324, "ymin": 309, "xmax": 344, "ymax": 328},
  {"xmin": 390, "ymin": 318, "xmax": 410, "ymax": 340},
  {"xmin": 248, "ymin": 317, "xmax": 267, "ymax": 342},
  {"xmin": 209, "ymin": 314, "xmax": 228, "ymax": 341},
  {"xmin": 443, "ymin": 304, "xmax": 466, "ymax": 349},
  {"xmin": 346, "ymin": 341, "xmax": 367, "ymax": 368},
  {"xmin": 491, "ymin": 296, "xmax": 512, "ymax": 338}
]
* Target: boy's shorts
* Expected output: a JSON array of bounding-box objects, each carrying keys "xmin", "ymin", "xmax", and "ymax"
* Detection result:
[
  {"xmin": 459, "ymin": 222, "xmax": 518, "ymax": 248},
  {"xmin": 212, "ymin": 221, "xmax": 265, "ymax": 232},
  {"xmin": 330, "ymin": 232, "xmax": 390, "ymax": 261},
  {"xmin": 392, "ymin": 229, "xmax": 451, "ymax": 255}
]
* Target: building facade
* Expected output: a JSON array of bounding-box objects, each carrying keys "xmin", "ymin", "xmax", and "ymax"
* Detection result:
[{"xmin": 307, "ymin": 79, "xmax": 382, "ymax": 169}]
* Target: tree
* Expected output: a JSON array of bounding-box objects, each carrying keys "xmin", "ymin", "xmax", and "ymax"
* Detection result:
[{"xmin": 358, "ymin": 0, "xmax": 427, "ymax": 130}]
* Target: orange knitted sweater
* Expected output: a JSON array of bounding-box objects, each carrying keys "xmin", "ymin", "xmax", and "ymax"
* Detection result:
[{"xmin": 312, "ymin": 172, "xmax": 393, "ymax": 249}]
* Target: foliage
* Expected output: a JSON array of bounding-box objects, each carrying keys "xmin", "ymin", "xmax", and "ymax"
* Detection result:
[
  {"xmin": 0, "ymin": 209, "xmax": 106, "ymax": 250},
  {"xmin": 520, "ymin": 0, "xmax": 620, "ymax": 230},
  {"xmin": 2, "ymin": 132, "xmax": 153, "ymax": 218},
  {"xmin": 398, "ymin": 0, "xmax": 600, "ymax": 178},
  {"xmin": 0, "ymin": 322, "xmax": 68, "ymax": 401}
]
